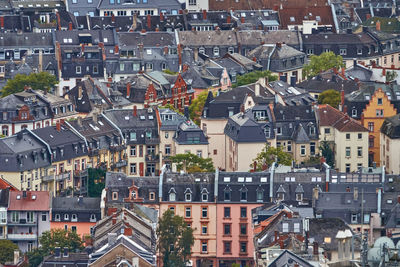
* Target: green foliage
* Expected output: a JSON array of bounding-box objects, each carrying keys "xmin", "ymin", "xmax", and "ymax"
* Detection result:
[
  {"xmin": 318, "ymin": 89, "xmax": 341, "ymax": 108},
  {"xmin": 163, "ymin": 69, "xmax": 178, "ymax": 75},
  {"xmin": 189, "ymin": 90, "xmax": 209, "ymax": 125},
  {"xmin": 386, "ymin": 70, "xmax": 398, "ymax": 83},
  {"xmin": 170, "ymin": 153, "xmax": 214, "ymax": 173},
  {"xmin": 157, "ymin": 210, "xmax": 194, "ymax": 267},
  {"xmin": 88, "ymin": 168, "xmax": 106, "ymax": 197},
  {"xmin": 250, "ymin": 144, "xmax": 293, "ymax": 171},
  {"xmin": 160, "ymin": 103, "xmax": 183, "ymax": 115},
  {"xmin": 232, "ymin": 70, "xmax": 277, "ymax": 88},
  {"xmin": 1, "ymin": 72, "xmax": 57, "ymax": 97},
  {"xmin": 28, "ymin": 229, "xmax": 84, "ymax": 267},
  {"xmin": 0, "ymin": 239, "xmax": 19, "ymax": 264},
  {"xmin": 320, "ymin": 141, "xmax": 335, "ymax": 167},
  {"xmin": 303, "ymin": 52, "xmax": 345, "ymax": 78}
]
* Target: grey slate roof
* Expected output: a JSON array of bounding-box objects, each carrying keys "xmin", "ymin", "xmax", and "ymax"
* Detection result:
[{"xmin": 381, "ymin": 114, "xmax": 400, "ymax": 139}]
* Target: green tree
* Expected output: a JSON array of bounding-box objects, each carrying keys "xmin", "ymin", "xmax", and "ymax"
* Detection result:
[
  {"xmin": 169, "ymin": 153, "xmax": 214, "ymax": 173},
  {"xmin": 386, "ymin": 70, "xmax": 398, "ymax": 83},
  {"xmin": 233, "ymin": 70, "xmax": 277, "ymax": 88},
  {"xmin": 88, "ymin": 168, "xmax": 106, "ymax": 197},
  {"xmin": 189, "ymin": 90, "xmax": 209, "ymax": 125},
  {"xmin": 1, "ymin": 72, "xmax": 57, "ymax": 97},
  {"xmin": 157, "ymin": 210, "xmax": 194, "ymax": 267},
  {"xmin": 317, "ymin": 89, "xmax": 341, "ymax": 108},
  {"xmin": 39, "ymin": 229, "xmax": 84, "ymax": 255},
  {"xmin": 303, "ymin": 52, "xmax": 345, "ymax": 78},
  {"xmin": 250, "ymin": 144, "xmax": 293, "ymax": 171},
  {"xmin": 27, "ymin": 249, "xmax": 44, "ymax": 267},
  {"xmin": 320, "ymin": 141, "xmax": 335, "ymax": 167},
  {"xmin": 0, "ymin": 239, "xmax": 19, "ymax": 264}
]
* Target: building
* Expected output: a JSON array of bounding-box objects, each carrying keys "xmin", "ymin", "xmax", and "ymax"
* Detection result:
[
  {"xmin": 103, "ymin": 108, "xmax": 160, "ymax": 176},
  {"xmin": 50, "ymin": 196, "xmax": 101, "ymax": 239},
  {"xmin": 0, "ymin": 189, "xmax": 9, "ymax": 239},
  {"xmin": 316, "ymin": 104, "xmax": 369, "ymax": 172},
  {"xmin": 32, "ymin": 122, "xmax": 89, "ymax": 195},
  {"xmin": 7, "ymin": 191, "xmax": 50, "ymax": 252},
  {"xmin": 0, "ymin": 129, "xmax": 52, "ymax": 191},
  {"xmin": 380, "ymin": 114, "xmax": 400, "ymax": 173},
  {"xmin": 97, "ymin": 0, "xmax": 182, "ymax": 17}
]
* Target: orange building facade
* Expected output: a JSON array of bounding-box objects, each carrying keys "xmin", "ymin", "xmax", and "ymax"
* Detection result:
[{"xmin": 361, "ymin": 88, "xmax": 397, "ymax": 166}]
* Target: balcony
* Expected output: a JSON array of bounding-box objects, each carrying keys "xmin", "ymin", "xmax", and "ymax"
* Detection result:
[
  {"xmin": 146, "ymin": 154, "xmax": 159, "ymax": 162},
  {"xmin": 88, "ymin": 149, "xmax": 99, "ymax": 157},
  {"xmin": 8, "ymin": 219, "xmax": 35, "ymax": 226},
  {"xmin": 55, "ymin": 171, "xmax": 71, "ymax": 181},
  {"xmin": 8, "ymin": 233, "xmax": 37, "ymax": 241},
  {"xmin": 110, "ymin": 144, "xmax": 126, "ymax": 152},
  {"xmin": 42, "ymin": 174, "xmax": 54, "ymax": 182},
  {"xmin": 111, "ymin": 160, "xmax": 127, "ymax": 170},
  {"xmin": 74, "ymin": 169, "xmax": 88, "ymax": 177}
]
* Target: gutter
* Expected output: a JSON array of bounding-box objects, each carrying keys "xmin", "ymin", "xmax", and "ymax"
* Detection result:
[
  {"xmin": 331, "ymin": 4, "xmax": 340, "ymax": 34},
  {"xmin": 26, "ymin": 128, "xmax": 52, "ymax": 160}
]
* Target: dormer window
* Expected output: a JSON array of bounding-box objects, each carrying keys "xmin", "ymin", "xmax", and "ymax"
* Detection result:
[
  {"xmin": 296, "ymin": 193, "xmax": 303, "ymax": 201},
  {"xmin": 131, "ymin": 190, "xmax": 137, "ymax": 200},
  {"xmin": 224, "ymin": 186, "xmax": 231, "ymax": 201},
  {"xmin": 184, "ymin": 188, "xmax": 192, "ymax": 202},
  {"xmin": 55, "ymin": 214, "xmax": 60, "ymax": 221},
  {"xmin": 64, "ymin": 214, "xmax": 69, "ymax": 221},
  {"xmin": 256, "ymin": 187, "xmax": 264, "ymax": 202},
  {"xmin": 90, "ymin": 214, "xmax": 96, "ymax": 222},
  {"xmin": 201, "ymin": 188, "xmax": 209, "ymax": 202},
  {"xmin": 169, "ymin": 188, "xmax": 176, "ymax": 201},
  {"xmin": 71, "ymin": 214, "xmax": 77, "ymax": 222},
  {"xmin": 240, "ymin": 186, "xmax": 248, "ymax": 202}
]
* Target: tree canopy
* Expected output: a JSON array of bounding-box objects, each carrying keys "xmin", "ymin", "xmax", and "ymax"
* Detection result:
[
  {"xmin": 88, "ymin": 168, "xmax": 106, "ymax": 197},
  {"xmin": 157, "ymin": 210, "xmax": 194, "ymax": 267},
  {"xmin": 320, "ymin": 141, "xmax": 335, "ymax": 167},
  {"xmin": 386, "ymin": 70, "xmax": 398, "ymax": 83},
  {"xmin": 303, "ymin": 52, "xmax": 345, "ymax": 78},
  {"xmin": 170, "ymin": 153, "xmax": 214, "ymax": 173},
  {"xmin": 0, "ymin": 239, "xmax": 19, "ymax": 264},
  {"xmin": 250, "ymin": 144, "xmax": 293, "ymax": 171},
  {"xmin": 318, "ymin": 89, "xmax": 341, "ymax": 108},
  {"xmin": 189, "ymin": 90, "xmax": 209, "ymax": 125},
  {"xmin": 27, "ymin": 229, "xmax": 84, "ymax": 267},
  {"xmin": 233, "ymin": 70, "xmax": 277, "ymax": 88},
  {"xmin": 1, "ymin": 72, "xmax": 57, "ymax": 97}
]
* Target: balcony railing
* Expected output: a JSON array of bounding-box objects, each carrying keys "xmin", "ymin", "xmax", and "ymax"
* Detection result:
[
  {"xmin": 146, "ymin": 154, "xmax": 159, "ymax": 162},
  {"xmin": 8, "ymin": 219, "xmax": 35, "ymax": 226},
  {"xmin": 55, "ymin": 171, "xmax": 71, "ymax": 181},
  {"xmin": 8, "ymin": 233, "xmax": 37, "ymax": 240},
  {"xmin": 74, "ymin": 169, "xmax": 88, "ymax": 177},
  {"xmin": 109, "ymin": 144, "xmax": 126, "ymax": 152},
  {"xmin": 111, "ymin": 160, "xmax": 127, "ymax": 170}
]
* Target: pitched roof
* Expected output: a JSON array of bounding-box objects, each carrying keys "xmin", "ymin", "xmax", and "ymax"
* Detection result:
[
  {"xmin": 279, "ymin": 6, "xmax": 335, "ymax": 31},
  {"xmin": 52, "ymin": 197, "xmax": 101, "ymax": 212},
  {"xmin": 268, "ymin": 250, "xmax": 314, "ymax": 267},
  {"xmin": 381, "ymin": 113, "xmax": 400, "ymax": 138},
  {"xmin": 317, "ymin": 104, "xmax": 368, "ymax": 132},
  {"xmin": 8, "ymin": 191, "xmax": 50, "ymax": 211}
]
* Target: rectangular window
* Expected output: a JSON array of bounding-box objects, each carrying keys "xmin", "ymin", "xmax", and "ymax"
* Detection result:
[
  {"xmin": 224, "ymin": 241, "xmax": 231, "ymax": 254},
  {"xmin": 201, "ymin": 241, "xmax": 207, "ymax": 253},
  {"xmin": 357, "ymin": 147, "xmax": 362, "ymax": 157},
  {"xmin": 224, "ymin": 207, "xmax": 230, "ymax": 218},
  {"xmin": 282, "ymin": 222, "xmax": 289, "ymax": 232},
  {"xmin": 240, "ymin": 224, "xmax": 247, "ymax": 235},
  {"xmin": 346, "ymin": 147, "xmax": 351, "ymax": 157},
  {"xmin": 240, "ymin": 207, "xmax": 247, "ymax": 218},
  {"xmin": 165, "ymin": 145, "xmax": 171, "ymax": 155},
  {"xmin": 130, "ymin": 145, "xmax": 136, "ymax": 156},
  {"xmin": 76, "ymin": 66, "xmax": 81, "ymax": 74},
  {"xmin": 324, "ymin": 128, "xmax": 330, "ymax": 134},
  {"xmin": 240, "ymin": 191, "xmax": 247, "ymax": 201},
  {"xmin": 346, "ymin": 133, "xmax": 350, "ymax": 140},
  {"xmin": 346, "ymin": 163, "xmax": 351, "ymax": 173},
  {"xmin": 202, "ymin": 207, "xmax": 208, "ymax": 218},
  {"xmin": 240, "ymin": 242, "xmax": 247, "ymax": 253},
  {"xmin": 310, "ymin": 142, "xmax": 315, "ymax": 155},
  {"xmin": 224, "ymin": 224, "xmax": 231, "ymax": 235},
  {"xmin": 368, "ymin": 122, "xmax": 374, "ymax": 132},
  {"xmin": 358, "ymin": 133, "xmax": 362, "ymax": 139},
  {"xmin": 130, "ymin": 163, "xmax": 136, "ymax": 174},
  {"xmin": 202, "ymin": 225, "xmax": 207, "ymax": 234},
  {"xmin": 300, "ymin": 145, "xmax": 306, "ymax": 156},
  {"xmin": 130, "ymin": 132, "xmax": 136, "ymax": 141},
  {"xmin": 185, "ymin": 207, "xmax": 191, "ymax": 218},
  {"xmin": 27, "ymin": 212, "xmax": 34, "ymax": 223}
]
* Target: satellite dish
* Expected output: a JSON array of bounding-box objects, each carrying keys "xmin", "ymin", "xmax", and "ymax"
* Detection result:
[
  {"xmin": 368, "ymin": 247, "xmax": 381, "ymax": 263},
  {"xmin": 373, "ymin": 237, "xmax": 395, "ymax": 261}
]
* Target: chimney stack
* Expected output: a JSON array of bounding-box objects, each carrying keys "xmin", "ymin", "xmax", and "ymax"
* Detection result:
[
  {"xmin": 0, "ymin": 17, "xmax": 4, "ymax": 29},
  {"xmin": 114, "ymin": 45, "xmax": 119, "ymax": 54},
  {"xmin": 227, "ymin": 15, "xmax": 231, "ymax": 24},
  {"xmin": 160, "ymin": 12, "xmax": 164, "ymax": 22},
  {"xmin": 313, "ymin": 242, "xmax": 319, "ymax": 255},
  {"xmin": 240, "ymin": 104, "xmax": 245, "ymax": 114},
  {"xmin": 68, "ymin": 22, "xmax": 73, "ymax": 30},
  {"xmin": 147, "ymin": 14, "xmax": 151, "ymax": 29},
  {"xmin": 202, "ymin": 10, "xmax": 207, "ymax": 20},
  {"xmin": 340, "ymin": 89, "xmax": 345, "ymax": 110},
  {"xmin": 78, "ymin": 86, "xmax": 83, "ymax": 99},
  {"xmin": 93, "ymin": 113, "xmax": 98, "ymax": 124},
  {"xmin": 255, "ymin": 83, "xmax": 260, "ymax": 96},
  {"xmin": 56, "ymin": 121, "xmax": 61, "ymax": 132},
  {"xmin": 13, "ymin": 250, "xmax": 19, "ymax": 265},
  {"xmin": 276, "ymin": 42, "xmax": 282, "ymax": 49},
  {"xmin": 133, "ymin": 105, "xmax": 137, "ymax": 117},
  {"xmin": 111, "ymin": 13, "xmax": 115, "ymax": 22},
  {"xmin": 353, "ymin": 187, "xmax": 358, "ymax": 200},
  {"xmin": 126, "ymin": 82, "xmax": 131, "ymax": 98},
  {"xmin": 376, "ymin": 20, "xmax": 381, "ymax": 31},
  {"xmin": 240, "ymin": 17, "xmax": 245, "ymax": 23}
]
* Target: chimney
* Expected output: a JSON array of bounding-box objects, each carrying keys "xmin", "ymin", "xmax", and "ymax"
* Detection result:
[
  {"xmin": 93, "ymin": 113, "xmax": 98, "ymax": 124},
  {"xmin": 276, "ymin": 42, "xmax": 282, "ymax": 49},
  {"xmin": 240, "ymin": 104, "xmax": 245, "ymax": 114},
  {"xmin": 383, "ymin": 68, "xmax": 386, "ymax": 76},
  {"xmin": 194, "ymin": 48, "xmax": 199, "ymax": 62},
  {"xmin": 77, "ymin": 116, "xmax": 82, "ymax": 127},
  {"xmin": 366, "ymin": 13, "xmax": 371, "ymax": 20},
  {"xmin": 353, "ymin": 187, "xmax": 358, "ymax": 200},
  {"xmin": 160, "ymin": 12, "xmax": 164, "ymax": 22},
  {"xmin": 133, "ymin": 105, "xmax": 137, "ymax": 117},
  {"xmin": 253, "ymin": 161, "xmax": 257, "ymax": 172},
  {"xmin": 107, "ymin": 233, "xmax": 117, "ymax": 244},
  {"xmin": 240, "ymin": 17, "xmax": 245, "ymax": 23},
  {"xmin": 274, "ymin": 231, "xmax": 279, "ymax": 241},
  {"xmin": 0, "ymin": 16, "xmax": 4, "ymax": 29},
  {"xmin": 111, "ymin": 13, "xmax": 115, "ymax": 22},
  {"xmin": 398, "ymin": 195, "xmax": 400, "ymax": 204},
  {"xmin": 340, "ymin": 89, "xmax": 345, "ymax": 109},
  {"xmin": 376, "ymin": 20, "xmax": 381, "ymax": 31},
  {"xmin": 227, "ymin": 15, "xmax": 231, "ymax": 24},
  {"xmin": 255, "ymin": 83, "xmax": 260, "ymax": 96},
  {"xmin": 313, "ymin": 187, "xmax": 319, "ymax": 200},
  {"xmin": 55, "ymin": 247, "xmax": 61, "ymax": 258},
  {"xmin": 124, "ymin": 227, "xmax": 132, "ymax": 236},
  {"xmin": 13, "ymin": 250, "xmax": 19, "ymax": 265},
  {"xmin": 313, "ymin": 242, "xmax": 319, "ymax": 255},
  {"xmin": 202, "ymin": 10, "xmax": 207, "ymax": 20},
  {"xmin": 147, "ymin": 14, "xmax": 151, "ymax": 29},
  {"xmin": 78, "ymin": 86, "xmax": 83, "ymax": 99},
  {"xmin": 56, "ymin": 121, "xmax": 61, "ymax": 132},
  {"xmin": 68, "ymin": 22, "xmax": 73, "ymax": 30},
  {"xmin": 114, "ymin": 45, "xmax": 119, "ymax": 54},
  {"xmin": 163, "ymin": 46, "xmax": 169, "ymax": 55},
  {"xmin": 38, "ymin": 50, "xmax": 43, "ymax": 72},
  {"xmin": 63, "ymin": 247, "xmax": 69, "ymax": 257},
  {"xmin": 126, "ymin": 83, "xmax": 131, "ymax": 98}
]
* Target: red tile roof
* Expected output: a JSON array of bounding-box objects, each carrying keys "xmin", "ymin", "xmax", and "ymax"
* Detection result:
[
  {"xmin": 8, "ymin": 191, "xmax": 50, "ymax": 211},
  {"xmin": 279, "ymin": 6, "xmax": 335, "ymax": 31},
  {"xmin": 317, "ymin": 105, "xmax": 368, "ymax": 132},
  {"xmin": 0, "ymin": 178, "xmax": 18, "ymax": 191}
]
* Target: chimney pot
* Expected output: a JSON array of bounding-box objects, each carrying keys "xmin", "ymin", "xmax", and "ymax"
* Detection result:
[
  {"xmin": 376, "ymin": 20, "xmax": 381, "ymax": 31},
  {"xmin": 68, "ymin": 22, "xmax": 73, "ymax": 31},
  {"xmin": 56, "ymin": 121, "xmax": 61, "ymax": 132},
  {"xmin": 133, "ymin": 105, "xmax": 137, "ymax": 117},
  {"xmin": 313, "ymin": 242, "xmax": 319, "ymax": 255},
  {"xmin": 202, "ymin": 10, "xmax": 207, "ymax": 20},
  {"xmin": 126, "ymin": 83, "xmax": 131, "ymax": 98}
]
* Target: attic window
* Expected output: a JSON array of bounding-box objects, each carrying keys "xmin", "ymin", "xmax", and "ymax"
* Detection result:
[{"xmin": 290, "ymin": 17, "xmax": 295, "ymax": 22}]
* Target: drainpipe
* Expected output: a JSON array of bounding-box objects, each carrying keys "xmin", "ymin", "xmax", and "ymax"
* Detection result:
[
  {"xmin": 381, "ymin": 165, "xmax": 385, "ymax": 184},
  {"xmin": 269, "ymin": 162, "xmax": 276, "ymax": 201},
  {"xmin": 323, "ymin": 162, "xmax": 330, "ymax": 192},
  {"xmin": 331, "ymin": 4, "xmax": 339, "ymax": 34},
  {"xmin": 159, "ymin": 164, "xmax": 166, "ymax": 205},
  {"xmin": 377, "ymin": 188, "xmax": 382, "ymax": 215},
  {"xmin": 214, "ymin": 168, "xmax": 219, "ymax": 201}
]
